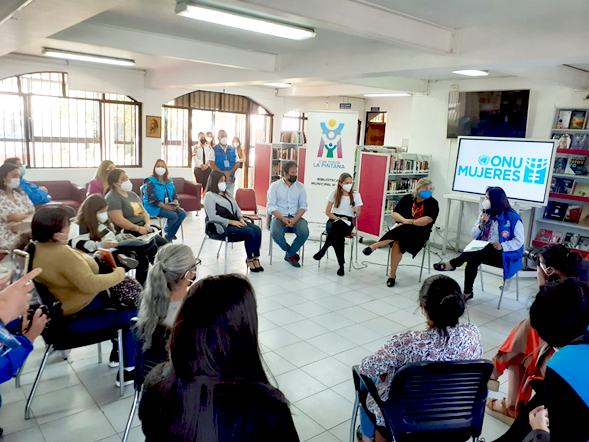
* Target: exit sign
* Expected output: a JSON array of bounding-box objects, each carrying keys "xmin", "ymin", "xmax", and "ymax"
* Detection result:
[
  {"xmin": 339, "ymin": 103, "xmax": 352, "ymax": 109},
  {"xmin": 371, "ymin": 107, "xmax": 380, "ymax": 112}
]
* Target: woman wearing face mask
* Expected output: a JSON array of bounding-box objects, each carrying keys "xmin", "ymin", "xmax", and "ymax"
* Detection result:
[
  {"xmin": 314, "ymin": 172, "xmax": 363, "ymax": 276},
  {"xmin": 205, "ymin": 132, "xmax": 216, "ymax": 148},
  {"xmin": 232, "ymin": 136, "xmax": 245, "ymax": 190},
  {"xmin": 363, "ymin": 178, "xmax": 439, "ymax": 288},
  {"xmin": 87, "ymin": 160, "xmax": 115, "ymax": 196},
  {"xmin": 192, "ymin": 132, "xmax": 212, "ymax": 189},
  {"xmin": 0, "ymin": 164, "xmax": 34, "ymax": 250},
  {"xmin": 434, "ymin": 186, "xmax": 524, "ymax": 301},
  {"xmin": 204, "ymin": 171, "xmax": 263, "ymax": 272},
  {"xmin": 143, "ymin": 160, "xmax": 187, "ymax": 242}
]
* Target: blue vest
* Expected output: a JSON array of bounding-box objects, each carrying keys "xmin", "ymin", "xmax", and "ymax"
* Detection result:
[
  {"xmin": 212, "ymin": 144, "xmax": 237, "ymax": 179},
  {"xmin": 143, "ymin": 176, "xmax": 176, "ymax": 216},
  {"xmin": 496, "ymin": 209, "xmax": 523, "ymax": 280}
]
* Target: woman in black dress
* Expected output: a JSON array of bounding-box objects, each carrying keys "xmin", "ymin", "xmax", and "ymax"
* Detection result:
[{"xmin": 363, "ymin": 178, "xmax": 438, "ymax": 287}]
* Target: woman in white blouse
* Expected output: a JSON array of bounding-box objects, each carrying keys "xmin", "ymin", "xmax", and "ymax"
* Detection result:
[
  {"xmin": 0, "ymin": 164, "xmax": 34, "ymax": 250},
  {"xmin": 357, "ymin": 275, "xmax": 483, "ymax": 442},
  {"xmin": 313, "ymin": 172, "xmax": 362, "ymax": 276}
]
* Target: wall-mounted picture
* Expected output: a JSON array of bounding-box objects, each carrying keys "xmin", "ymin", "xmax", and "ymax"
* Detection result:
[{"xmin": 146, "ymin": 116, "xmax": 162, "ymax": 138}]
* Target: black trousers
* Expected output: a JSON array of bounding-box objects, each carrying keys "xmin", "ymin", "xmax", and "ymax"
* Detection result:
[
  {"xmin": 114, "ymin": 241, "xmax": 158, "ymax": 285},
  {"xmin": 321, "ymin": 217, "xmax": 354, "ymax": 265},
  {"xmin": 449, "ymin": 244, "xmax": 503, "ymax": 294},
  {"xmin": 227, "ymin": 223, "xmax": 262, "ymax": 259},
  {"xmin": 194, "ymin": 167, "xmax": 211, "ymax": 190}
]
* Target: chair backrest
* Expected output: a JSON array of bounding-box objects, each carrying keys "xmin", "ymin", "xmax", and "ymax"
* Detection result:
[
  {"xmin": 235, "ymin": 188, "xmax": 257, "ymax": 213},
  {"xmin": 131, "ymin": 318, "xmax": 169, "ymax": 390},
  {"xmin": 172, "ymin": 177, "xmax": 185, "ymax": 193}
]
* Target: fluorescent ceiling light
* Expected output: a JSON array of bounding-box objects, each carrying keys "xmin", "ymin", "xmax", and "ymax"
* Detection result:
[
  {"xmin": 452, "ymin": 70, "xmax": 489, "ymax": 77},
  {"xmin": 363, "ymin": 93, "xmax": 411, "ymax": 97},
  {"xmin": 42, "ymin": 48, "xmax": 135, "ymax": 67},
  {"xmin": 175, "ymin": 2, "xmax": 316, "ymax": 40},
  {"xmin": 264, "ymin": 82, "xmax": 292, "ymax": 88}
]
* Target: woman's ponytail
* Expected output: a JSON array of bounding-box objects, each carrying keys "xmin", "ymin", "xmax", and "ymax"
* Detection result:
[{"xmin": 419, "ymin": 275, "xmax": 465, "ymax": 335}]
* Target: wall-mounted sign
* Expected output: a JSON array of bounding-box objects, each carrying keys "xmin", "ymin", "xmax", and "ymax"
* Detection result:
[
  {"xmin": 370, "ymin": 107, "xmax": 380, "ymax": 112},
  {"xmin": 339, "ymin": 103, "xmax": 352, "ymax": 109}
]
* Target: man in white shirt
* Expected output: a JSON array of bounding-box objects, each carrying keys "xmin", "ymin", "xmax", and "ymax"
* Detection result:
[
  {"xmin": 192, "ymin": 132, "xmax": 212, "ymax": 190},
  {"xmin": 267, "ymin": 161, "xmax": 309, "ymax": 267}
]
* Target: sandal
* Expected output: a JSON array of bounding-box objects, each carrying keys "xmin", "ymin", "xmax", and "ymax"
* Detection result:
[
  {"xmin": 246, "ymin": 259, "xmax": 261, "ymax": 273},
  {"xmin": 488, "ymin": 379, "xmax": 500, "ymax": 392},
  {"xmin": 433, "ymin": 262, "xmax": 455, "ymax": 271},
  {"xmin": 485, "ymin": 398, "xmax": 515, "ymax": 425},
  {"xmin": 253, "ymin": 258, "xmax": 264, "ymax": 272},
  {"xmin": 387, "ymin": 277, "xmax": 395, "ymax": 288}
]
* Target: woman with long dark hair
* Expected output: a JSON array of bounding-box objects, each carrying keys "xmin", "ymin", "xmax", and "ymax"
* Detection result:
[
  {"xmin": 138, "ymin": 274, "xmax": 299, "ymax": 441},
  {"xmin": 313, "ymin": 172, "xmax": 363, "ymax": 276},
  {"xmin": 0, "ymin": 164, "xmax": 34, "ymax": 250},
  {"xmin": 434, "ymin": 186, "xmax": 524, "ymax": 301}
]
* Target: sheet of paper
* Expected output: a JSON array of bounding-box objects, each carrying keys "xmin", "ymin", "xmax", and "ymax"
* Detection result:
[
  {"xmin": 463, "ymin": 240, "xmax": 489, "ymax": 253},
  {"xmin": 338, "ymin": 219, "xmax": 352, "ymax": 226}
]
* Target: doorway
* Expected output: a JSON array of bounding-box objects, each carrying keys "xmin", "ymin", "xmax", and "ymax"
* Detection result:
[{"xmin": 364, "ymin": 111, "xmax": 387, "ymax": 146}]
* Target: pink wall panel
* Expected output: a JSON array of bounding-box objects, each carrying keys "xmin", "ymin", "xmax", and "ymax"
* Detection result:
[
  {"xmin": 357, "ymin": 153, "xmax": 388, "ymax": 237},
  {"xmin": 298, "ymin": 148, "xmax": 306, "ymax": 184},
  {"xmin": 254, "ymin": 143, "xmax": 271, "ymax": 207}
]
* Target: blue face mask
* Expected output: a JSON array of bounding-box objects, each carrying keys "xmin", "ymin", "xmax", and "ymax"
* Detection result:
[{"xmin": 419, "ymin": 190, "xmax": 432, "ymax": 199}]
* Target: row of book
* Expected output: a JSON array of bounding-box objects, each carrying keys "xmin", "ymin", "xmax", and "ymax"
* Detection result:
[
  {"xmin": 553, "ymin": 156, "xmax": 588, "ymax": 175},
  {"xmin": 384, "ymin": 200, "xmax": 397, "ymax": 212},
  {"xmin": 550, "ymin": 177, "xmax": 589, "ymax": 197},
  {"xmin": 272, "ymin": 148, "xmax": 298, "ymax": 161},
  {"xmin": 544, "ymin": 201, "xmax": 589, "ymax": 226},
  {"xmin": 535, "ymin": 229, "xmax": 589, "ymax": 252},
  {"xmin": 553, "ymin": 133, "xmax": 589, "ymax": 150},
  {"xmin": 387, "ymin": 178, "xmax": 420, "ymax": 193},
  {"xmin": 279, "ymin": 132, "xmax": 306, "ymax": 144},
  {"xmin": 555, "ymin": 110, "xmax": 588, "ymax": 130},
  {"xmin": 271, "ymin": 163, "xmax": 282, "ymax": 176},
  {"xmin": 389, "ymin": 157, "xmax": 429, "ymax": 174}
]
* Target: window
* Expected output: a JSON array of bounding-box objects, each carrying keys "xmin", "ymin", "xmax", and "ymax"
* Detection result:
[
  {"xmin": 281, "ymin": 110, "xmax": 307, "ymax": 133},
  {"xmin": 0, "ymin": 72, "xmax": 141, "ymax": 167}
]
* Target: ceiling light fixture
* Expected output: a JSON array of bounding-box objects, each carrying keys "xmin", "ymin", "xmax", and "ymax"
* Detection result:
[
  {"xmin": 452, "ymin": 70, "xmax": 489, "ymax": 77},
  {"xmin": 363, "ymin": 93, "xmax": 412, "ymax": 97},
  {"xmin": 42, "ymin": 48, "xmax": 135, "ymax": 67},
  {"xmin": 175, "ymin": 2, "xmax": 316, "ymax": 40},
  {"xmin": 264, "ymin": 82, "xmax": 292, "ymax": 88}
]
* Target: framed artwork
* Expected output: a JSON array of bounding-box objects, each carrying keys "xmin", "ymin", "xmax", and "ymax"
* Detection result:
[{"xmin": 146, "ymin": 116, "xmax": 162, "ymax": 138}]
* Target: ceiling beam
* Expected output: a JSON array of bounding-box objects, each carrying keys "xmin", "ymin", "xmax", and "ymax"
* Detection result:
[
  {"xmin": 503, "ymin": 65, "xmax": 589, "ymax": 90},
  {"xmin": 50, "ymin": 23, "xmax": 278, "ymax": 72}
]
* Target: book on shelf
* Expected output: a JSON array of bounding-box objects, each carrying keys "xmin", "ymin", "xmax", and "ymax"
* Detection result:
[
  {"xmin": 571, "ymin": 133, "xmax": 589, "ymax": 150},
  {"xmin": 384, "ymin": 200, "xmax": 396, "ymax": 212},
  {"xmin": 550, "ymin": 231, "xmax": 564, "ymax": 244},
  {"xmin": 554, "ymin": 133, "xmax": 572, "ymax": 149},
  {"xmin": 535, "ymin": 229, "xmax": 552, "ymax": 243},
  {"xmin": 389, "ymin": 156, "xmax": 429, "ymax": 174},
  {"xmin": 579, "ymin": 205, "xmax": 589, "ymax": 227},
  {"xmin": 563, "ymin": 232, "xmax": 581, "ymax": 249},
  {"xmin": 564, "ymin": 205, "xmax": 583, "ymax": 223},
  {"xmin": 551, "ymin": 177, "xmax": 575, "ymax": 194},
  {"xmin": 544, "ymin": 201, "xmax": 568, "ymax": 221},
  {"xmin": 280, "ymin": 131, "xmax": 306, "ymax": 144},
  {"xmin": 577, "ymin": 236, "xmax": 589, "ymax": 251},
  {"xmin": 570, "ymin": 111, "xmax": 587, "ymax": 130},
  {"xmin": 553, "ymin": 157, "xmax": 568, "ymax": 174},
  {"xmin": 573, "ymin": 182, "xmax": 589, "ymax": 197},
  {"xmin": 556, "ymin": 110, "xmax": 572, "ymax": 129},
  {"xmin": 565, "ymin": 156, "xmax": 588, "ymax": 175}
]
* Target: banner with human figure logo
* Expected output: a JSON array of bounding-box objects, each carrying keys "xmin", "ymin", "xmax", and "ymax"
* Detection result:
[
  {"xmin": 452, "ymin": 137, "xmax": 557, "ymax": 205},
  {"xmin": 304, "ymin": 111, "xmax": 358, "ymax": 237}
]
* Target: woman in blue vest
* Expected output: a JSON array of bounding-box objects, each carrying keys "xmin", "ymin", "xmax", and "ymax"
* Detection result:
[
  {"xmin": 143, "ymin": 159, "xmax": 187, "ymax": 242},
  {"xmin": 434, "ymin": 186, "xmax": 524, "ymax": 301}
]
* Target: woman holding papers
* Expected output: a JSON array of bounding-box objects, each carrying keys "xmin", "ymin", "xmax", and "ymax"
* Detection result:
[
  {"xmin": 434, "ymin": 186, "xmax": 524, "ymax": 301},
  {"xmin": 313, "ymin": 172, "xmax": 363, "ymax": 276}
]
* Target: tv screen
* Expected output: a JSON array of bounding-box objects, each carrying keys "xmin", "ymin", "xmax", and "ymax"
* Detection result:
[
  {"xmin": 447, "ymin": 90, "xmax": 530, "ymax": 138},
  {"xmin": 452, "ymin": 137, "xmax": 557, "ymax": 205}
]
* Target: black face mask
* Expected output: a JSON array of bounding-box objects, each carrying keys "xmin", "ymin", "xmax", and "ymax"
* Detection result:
[
  {"xmin": 199, "ymin": 138, "xmax": 206, "ymax": 144},
  {"xmin": 288, "ymin": 175, "xmax": 297, "ymax": 183}
]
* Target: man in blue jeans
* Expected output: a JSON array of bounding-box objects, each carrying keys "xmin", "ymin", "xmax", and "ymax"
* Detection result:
[{"xmin": 267, "ymin": 161, "xmax": 309, "ymax": 267}]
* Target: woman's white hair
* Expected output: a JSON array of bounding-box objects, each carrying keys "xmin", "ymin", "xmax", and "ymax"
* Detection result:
[
  {"xmin": 412, "ymin": 178, "xmax": 433, "ymax": 198},
  {"xmin": 135, "ymin": 243, "xmax": 195, "ymax": 350}
]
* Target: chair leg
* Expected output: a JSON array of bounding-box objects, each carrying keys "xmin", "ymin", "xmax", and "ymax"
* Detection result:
[
  {"xmin": 216, "ymin": 241, "xmax": 223, "ymax": 259},
  {"xmin": 349, "ymin": 393, "xmax": 360, "ymax": 442},
  {"xmin": 419, "ymin": 243, "xmax": 427, "ymax": 283},
  {"xmin": 427, "ymin": 242, "xmax": 431, "ymax": 275},
  {"xmin": 97, "ymin": 342, "xmax": 102, "ymax": 364},
  {"xmin": 197, "ymin": 235, "xmax": 207, "ymax": 259},
  {"xmin": 14, "ymin": 359, "xmax": 25, "ymax": 388},
  {"xmin": 224, "ymin": 238, "xmax": 228, "ymax": 274},
  {"xmin": 118, "ymin": 328, "xmax": 125, "ymax": 397},
  {"xmin": 180, "ymin": 224, "xmax": 184, "ymax": 242},
  {"xmin": 121, "ymin": 389, "xmax": 141, "ymax": 442},
  {"xmin": 516, "ymin": 272, "xmax": 519, "ymax": 301},
  {"xmin": 479, "ymin": 266, "xmax": 484, "ymax": 291},
  {"xmin": 349, "ymin": 238, "xmax": 353, "ymax": 272},
  {"xmin": 386, "ymin": 246, "xmax": 391, "ymax": 277},
  {"xmin": 25, "ymin": 344, "xmax": 52, "ymax": 420},
  {"xmin": 318, "ymin": 234, "xmax": 323, "ymax": 268},
  {"xmin": 497, "ymin": 280, "xmax": 506, "ymax": 310},
  {"xmin": 269, "ymin": 235, "xmax": 273, "ymax": 265},
  {"xmin": 301, "ymin": 244, "xmax": 305, "ymax": 266}
]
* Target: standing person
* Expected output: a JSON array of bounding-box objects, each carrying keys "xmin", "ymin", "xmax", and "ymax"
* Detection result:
[
  {"xmin": 434, "ymin": 186, "xmax": 524, "ymax": 301},
  {"xmin": 267, "ymin": 161, "xmax": 309, "ymax": 268},
  {"xmin": 210, "ymin": 130, "xmax": 240, "ymax": 196},
  {"xmin": 3, "ymin": 158, "xmax": 51, "ymax": 205},
  {"xmin": 192, "ymin": 132, "xmax": 212, "ymax": 190},
  {"xmin": 143, "ymin": 159, "xmax": 187, "ymax": 242},
  {"xmin": 0, "ymin": 164, "xmax": 35, "ymax": 250},
  {"xmin": 205, "ymin": 131, "xmax": 216, "ymax": 149},
  {"xmin": 313, "ymin": 172, "xmax": 363, "ymax": 276},
  {"xmin": 204, "ymin": 171, "xmax": 263, "ymax": 272},
  {"xmin": 138, "ymin": 274, "xmax": 299, "ymax": 442},
  {"xmin": 87, "ymin": 160, "xmax": 115, "ymax": 196},
  {"xmin": 232, "ymin": 136, "xmax": 245, "ymax": 190},
  {"xmin": 363, "ymin": 178, "xmax": 438, "ymax": 288}
]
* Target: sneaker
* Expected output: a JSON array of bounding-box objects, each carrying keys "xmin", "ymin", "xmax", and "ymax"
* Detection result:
[
  {"xmin": 362, "ymin": 247, "xmax": 373, "ymax": 256},
  {"xmin": 463, "ymin": 292, "xmax": 474, "ymax": 301},
  {"xmin": 285, "ymin": 255, "xmax": 301, "ymax": 268},
  {"xmin": 117, "ymin": 254, "xmax": 138, "ymax": 269},
  {"xmin": 115, "ymin": 369, "xmax": 135, "ymax": 387},
  {"xmin": 109, "ymin": 348, "xmax": 119, "ymax": 368}
]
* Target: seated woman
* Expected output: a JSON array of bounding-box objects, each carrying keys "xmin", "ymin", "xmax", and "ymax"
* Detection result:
[
  {"xmin": 105, "ymin": 169, "xmax": 167, "ymax": 248},
  {"xmin": 142, "ymin": 159, "xmax": 187, "ymax": 242},
  {"xmin": 434, "ymin": 186, "xmax": 524, "ymax": 301},
  {"xmin": 29, "ymin": 205, "xmax": 137, "ymax": 386},
  {"xmin": 87, "ymin": 160, "xmax": 115, "ymax": 196},
  {"xmin": 357, "ymin": 275, "xmax": 483, "ymax": 442},
  {"xmin": 135, "ymin": 243, "xmax": 199, "ymax": 355},
  {"xmin": 363, "ymin": 178, "xmax": 438, "ymax": 287},
  {"xmin": 139, "ymin": 274, "xmax": 299, "ymax": 441},
  {"xmin": 204, "ymin": 171, "xmax": 263, "ymax": 272},
  {"xmin": 72, "ymin": 194, "xmax": 160, "ymax": 285},
  {"xmin": 313, "ymin": 172, "xmax": 363, "ymax": 276},
  {"xmin": 0, "ymin": 164, "xmax": 35, "ymax": 251}
]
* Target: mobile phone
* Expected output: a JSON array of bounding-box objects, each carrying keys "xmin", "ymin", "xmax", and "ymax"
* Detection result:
[{"xmin": 10, "ymin": 250, "xmax": 29, "ymax": 284}]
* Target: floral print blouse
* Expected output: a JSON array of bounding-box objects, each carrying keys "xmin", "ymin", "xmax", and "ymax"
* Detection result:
[
  {"xmin": 359, "ymin": 323, "xmax": 483, "ymax": 427},
  {"xmin": 0, "ymin": 190, "xmax": 34, "ymax": 250}
]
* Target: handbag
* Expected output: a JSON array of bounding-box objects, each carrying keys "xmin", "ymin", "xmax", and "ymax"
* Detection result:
[{"xmin": 109, "ymin": 276, "xmax": 142, "ymax": 308}]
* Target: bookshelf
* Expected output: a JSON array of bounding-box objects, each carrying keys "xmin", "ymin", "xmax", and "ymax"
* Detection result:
[{"xmin": 356, "ymin": 146, "xmax": 431, "ymax": 241}]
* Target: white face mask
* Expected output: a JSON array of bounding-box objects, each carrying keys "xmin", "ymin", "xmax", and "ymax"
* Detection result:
[
  {"xmin": 18, "ymin": 166, "xmax": 25, "ymax": 177},
  {"xmin": 97, "ymin": 212, "xmax": 109, "ymax": 224},
  {"xmin": 53, "ymin": 232, "xmax": 69, "ymax": 245},
  {"xmin": 218, "ymin": 182, "xmax": 227, "ymax": 192},
  {"xmin": 6, "ymin": 177, "xmax": 20, "ymax": 189},
  {"xmin": 120, "ymin": 180, "xmax": 133, "ymax": 192},
  {"xmin": 206, "ymin": 136, "xmax": 213, "ymax": 142},
  {"xmin": 342, "ymin": 183, "xmax": 353, "ymax": 193},
  {"xmin": 233, "ymin": 142, "xmax": 240, "ymax": 148},
  {"xmin": 155, "ymin": 167, "xmax": 166, "ymax": 176},
  {"xmin": 220, "ymin": 137, "xmax": 228, "ymax": 145},
  {"xmin": 482, "ymin": 199, "xmax": 491, "ymax": 210}
]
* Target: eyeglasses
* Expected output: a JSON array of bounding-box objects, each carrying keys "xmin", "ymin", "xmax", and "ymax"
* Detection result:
[{"xmin": 183, "ymin": 258, "xmax": 202, "ymax": 283}]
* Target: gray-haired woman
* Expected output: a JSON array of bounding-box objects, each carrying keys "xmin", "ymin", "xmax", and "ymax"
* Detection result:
[
  {"xmin": 135, "ymin": 243, "xmax": 200, "ymax": 351},
  {"xmin": 362, "ymin": 178, "xmax": 439, "ymax": 288}
]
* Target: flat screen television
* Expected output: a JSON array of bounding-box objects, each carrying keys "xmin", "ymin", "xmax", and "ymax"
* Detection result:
[
  {"xmin": 452, "ymin": 137, "xmax": 557, "ymax": 206},
  {"xmin": 447, "ymin": 90, "xmax": 530, "ymax": 138}
]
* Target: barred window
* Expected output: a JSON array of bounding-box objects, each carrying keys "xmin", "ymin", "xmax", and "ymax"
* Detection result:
[{"xmin": 0, "ymin": 72, "xmax": 141, "ymax": 168}]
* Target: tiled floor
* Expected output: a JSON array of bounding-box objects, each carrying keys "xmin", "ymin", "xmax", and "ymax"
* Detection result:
[{"xmin": 0, "ymin": 213, "xmax": 539, "ymax": 441}]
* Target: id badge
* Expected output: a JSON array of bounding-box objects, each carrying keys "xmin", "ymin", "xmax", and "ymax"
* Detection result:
[{"xmin": 224, "ymin": 159, "xmax": 230, "ymax": 168}]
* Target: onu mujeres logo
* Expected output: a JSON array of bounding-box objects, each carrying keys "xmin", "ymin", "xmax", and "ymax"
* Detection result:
[
  {"xmin": 456, "ymin": 155, "xmax": 548, "ymax": 185},
  {"xmin": 318, "ymin": 119, "xmax": 344, "ymax": 159}
]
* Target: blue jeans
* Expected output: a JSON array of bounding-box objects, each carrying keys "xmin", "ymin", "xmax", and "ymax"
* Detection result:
[
  {"xmin": 227, "ymin": 223, "xmax": 261, "ymax": 259},
  {"xmin": 159, "ymin": 207, "xmax": 187, "ymax": 240},
  {"xmin": 270, "ymin": 216, "xmax": 309, "ymax": 257}
]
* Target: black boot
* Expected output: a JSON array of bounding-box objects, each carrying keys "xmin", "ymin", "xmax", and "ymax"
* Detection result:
[
  {"xmin": 337, "ymin": 264, "xmax": 345, "ymax": 276},
  {"xmin": 313, "ymin": 245, "xmax": 329, "ymax": 261}
]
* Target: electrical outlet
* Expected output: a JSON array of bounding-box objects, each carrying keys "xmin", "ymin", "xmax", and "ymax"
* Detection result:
[{"xmin": 436, "ymin": 226, "xmax": 443, "ymax": 231}]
